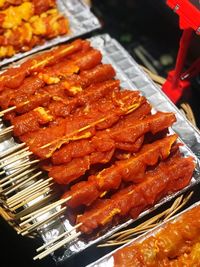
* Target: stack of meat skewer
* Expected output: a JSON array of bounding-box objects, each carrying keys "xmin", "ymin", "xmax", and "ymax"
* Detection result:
[
  {"xmin": 0, "ymin": 38, "xmax": 196, "ymax": 260},
  {"xmin": 0, "ymin": 0, "xmax": 69, "ymax": 59}
]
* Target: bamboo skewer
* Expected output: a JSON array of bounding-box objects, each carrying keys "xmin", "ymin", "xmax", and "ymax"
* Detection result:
[
  {"xmin": 0, "ymin": 146, "xmax": 29, "ymax": 164},
  {"xmin": 6, "ymin": 177, "xmax": 45, "ymax": 206},
  {"xmin": 16, "ymin": 191, "xmax": 53, "ymax": 227},
  {"xmin": 109, "ymin": 196, "xmax": 183, "ymax": 242},
  {"xmin": 20, "ymin": 197, "xmax": 70, "ymax": 221},
  {"xmin": 0, "ymin": 151, "xmax": 33, "ymax": 169},
  {"xmin": 0, "ymin": 166, "xmax": 38, "ymax": 188},
  {"xmin": 1, "ymin": 175, "xmax": 42, "ymax": 196},
  {"xmin": 14, "ymin": 193, "xmax": 59, "ymax": 220},
  {"xmin": 0, "ymin": 158, "xmax": 30, "ymax": 174},
  {"xmin": 9, "ymin": 184, "xmax": 53, "ymax": 213},
  {"xmin": 0, "ymin": 106, "xmax": 17, "ymax": 116},
  {"xmin": 19, "ymin": 197, "xmax": 71, "ymax": 226},
  {"xmin": 34, "ymin": 232, "xmax": 81, "ymax": 260},
  {"xmin": 7, "ymin": 174, "xmax": 46, "ymax": 199},
  {"xmin": 6, "ymin": 186, "xmax": 49, "ymax": 210},
  {"xmin": 10, "ymin": 187, "xmax": 52, "ymax": 212},
  {"xmin": 6, "ymin": 176, "xmax": 52, "ymax": 201},
  {"xmin": 36, "ymin": 223, "xmax": 82, "ymax": 252},
  {"xmin": 42, "ymin": 233, "xmax": 81, "ymax": 259},
  {"xmin": 0, "ymin": 170, "xmax": 5, "ymax": 175},
  {"xmin": 8, "ymin": 159, "xmax": 40, "ymax": 171},
  {"xmin": 6, "ymin": 158, "xmax": 30, "ymax": 170},
  {"xmin": 0, "ymin": 99, "xmax": 39, "ymax": 118},
  {"xmin": 11, "ymin": 182, "xmax": 51, "ymax": 207},
  {"xmin": 9, "ymin": 183, "xmax": 54, "ymax": 212},
  {"xmin": 0, "ymin": 165, "xmax": 37, "ymax": 185},
  {"xmin": 0, "ymin": 42, "xmax": 76, "ymax": 83},
  {"xmin": 20, "ymin": 197, "xmax": 71, "ymax": 226},
  {"xmin": 0, "ymin": 125, "xmax": 14, "ymax": 133},
  {"xmin": 0, "ymin": 143, "xmax": 26, "ymax": 158},
  {"xmin": 0, "ymin": 126, "xmax": 14, "ymax": 137},
  {"xmin": 164, "ymin": 191, "xmax": 193, "ymax": 220},
  {"xmin": 20, "ymin": 206, "xmax": 67, "ymax": 236},
  {"xmin": 4, "ymin": 171, "xmax": 44, "ymax": 196},
  {"xmin": 9, "ymin": 190, "xmax": 47, "ymax": 212},
  {"xmin": 9, "ymin": 176, "xmax": 47, "ymax": 199},
  {"xmin": 49, "ymin": 196, "xmax": 181, "ymax": 251},
  {"xmin": 28, "ymin": 44, "xmax": 76, "ymax": 72},
  {"xmin": 39, "ymin": 102, "xmax": 141, "ymax": 152}
]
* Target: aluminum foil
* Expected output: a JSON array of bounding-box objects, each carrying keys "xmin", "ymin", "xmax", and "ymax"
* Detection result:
[
  {"xmin": 36, "ymin": 34, "xmax": 200, "ymax": 264},
  {"xmin": 86, "ymin": 200, "xmax": 200, "ymax": 267},
  {"xmin": 0, "ymin": 0, "xmax": 101, "ymax": 67}
]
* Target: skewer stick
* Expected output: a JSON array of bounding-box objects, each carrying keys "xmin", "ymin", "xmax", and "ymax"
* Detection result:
[
  {"xmin": 0, "ymin": 166, "xmax": 38, "ymax": 187},
  {"xmin": 4, "ymin": 171, "xmax": 43, "ymax": 195},
  {"xmin": 0, "ymin": 99, "xmax": 48, "ymax": 118},
  {"xmin": 0, "ymin": 151, "xmax": 33, "ymax": 169},
  {"xmin": 29, "ymin": 44, "xmax": 76, "ymax": 72},
  {"xmin": 20, "ymin": 206, "xmax": 67, "ymax": 235},
  {"xmin": 8, "ymin": 159, "xmax": 40, "ymax": 170},
  {"xmin": 10, "ymin": 187, "xmax": 52, "ymax": 212},
  {"xmin": 2, "ymin": 174, "xmax": 40, "ymax": 198},
  {"xmin": 20, "ymin": 197, "xmax": 69, "ymax": 221},
  {"xmin": 0, "ymin": 143, "xmax": 26, "ymax": 158},
  {"xmin": 0, "ymin": 175, "xmax": 42, "ymax": 195},
  {"xmin": 4, "ymin": 158, "xmax": 30, "ymax": 172},
  {"xmin": 0, "ymin": 126, "xmax": 14, "ymax": 137},
  {"xmin": 8, "ymin": 181, "xmax": 48, "ymax": 207},
  {"xmin": 9, "ymin": 188, "xmax": 49, "ymax": 211},
  {"xmin": 0, "ymin": 170, "xmax": 5, "ymax": 176},
  {"xmin": 36, "ymin": 223, "xmax": 82, "ymax": 252},
  {"xmin": 6, "ymin": 176, "xmax": 51, "ymax": 200},
  {"xmin": 0, "ymin": 147, "xmax": 29, "ymax": 164},
  {"xmin": 20, "ymin": 197, "xmax": 71, "ymax": 225},
  {"xmin": 6, "ymin": 177, "xmax": 45, "ymax": 205},
  {"xmin": 34, "ymin": 232, "xmax": 81, "ymax": 260},
  {"xmin": 0, "ymin": 99, "xmax": 38, "ymax": 117},
  {"xmin": 8, "ymin": 179, "xmax": 53, "ymax": 209},
  {"xmin": 0, "ymin": 106, "xmax": 16, "ymax": 116},
  {"xmin": 14, "ymin": 193, "xmax": 59, "ymax": 220},
  {"xmin": 39, "ymin": 102, "xmax": 141, "ymax": 151},
  {"xmin": 10, "ymin": 158, "xmax": 30, "ymax": 168},
  {"xmin": 7, "ymin": 175, "xmax": 46, "ymax": 200},
  {"xmin": 0, "ymin": 165, "xmax": 37, "ymax": 184},
  {"xmin": 40, "ymin": 123, "xmax": 99, "ymax": 150},
  {"xmin": 0, "ymin": 43, "xmax": 76, "ymax": 86},
  {"xmin": 3, "ymin": 160, "xmax": 29, "ymax": 174},
  {"xmin": 0, "ymin": 125, "xmax": 14, "ymax": 132}
]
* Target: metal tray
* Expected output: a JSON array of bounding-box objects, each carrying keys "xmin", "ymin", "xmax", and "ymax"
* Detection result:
[
  {"xmin": 0, "ymin": 0, "xmax": 101, "ymax": 67},
  {"xmin": 33, "ymin": 34, "xmax": 200, "ymax": 264},
  {"xmin": 86, "ymin": 200, "xmax": 200, "ymax": 267}
]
